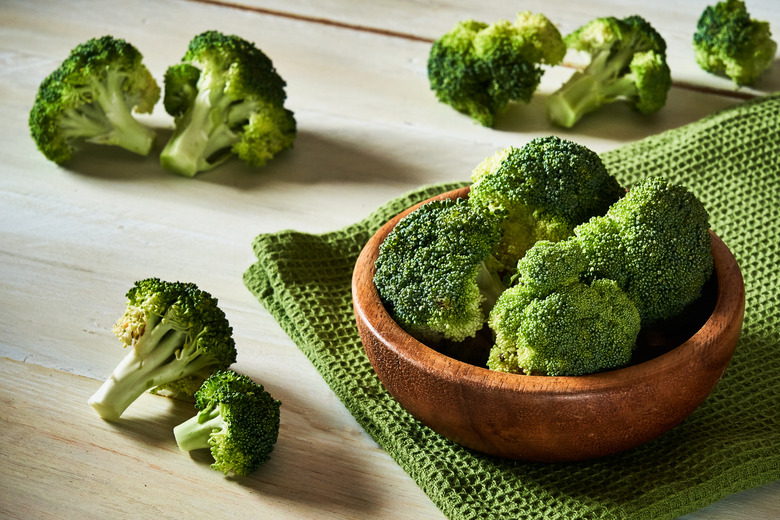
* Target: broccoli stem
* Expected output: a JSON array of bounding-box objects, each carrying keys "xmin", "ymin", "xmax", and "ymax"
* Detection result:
[
  {"xmin": 547, "ymin": 47, "xmax": 635, "ymax": 128},
  {"xmin": 476, "ymin": 261, "xmax": 506, "ymax": 311},
  {"xmin": 88, "ymin": 323, "xmax": 218, "ymax": 420},
  {"xmin": 173, "ymin": 406, "xmax": 224, "ymax": 452},
  {"xmin": 85, "ymin": 71, "xmax": 156, "ymax": 155},
  {"xmin": 547, "ymin": 72, "xmax": 605, "ymax": 128},
  {"xmin": 160, "ymin": 86, "xmax": 238, "ymax": 177}
]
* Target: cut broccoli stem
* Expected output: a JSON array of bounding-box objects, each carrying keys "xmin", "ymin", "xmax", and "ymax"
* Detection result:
[
  {"xmin": 173, "ymin": 406, "xmax": 224, "ymax": 452},
  {"xmin": 159, "ymin": 85, "xmax": 259, "ymax": 176},
  {"xmin": 546, "ymin": 72, "xmax": 603, "ymax": 129},
  {"xmin": 548, "ymin": 46, "xmax": 639, "ymax": 128},
  {"xmin": 88, "ymin": 322, "xmax": 220, "ymax": 421},
  {"xmin": 160, "ymin": 88, "xmax": 219, "ymax": 176}
]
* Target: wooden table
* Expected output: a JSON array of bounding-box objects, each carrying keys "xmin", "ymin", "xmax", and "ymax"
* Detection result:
[{"xmin": 1, "ymin": 1, "xmax": 778, "ymax": 518}]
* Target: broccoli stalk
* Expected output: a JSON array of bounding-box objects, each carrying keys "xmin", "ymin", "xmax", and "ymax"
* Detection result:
[
  {"xmin": 427, "ymin": 12, "xmax": 565, "ymax": 127},
  {"xmin": 160, "ymin": 30, "xmax": 296, "ymax": 177},
  {"xmin": 693, "ymin": 0, "xmax": 777, "ymax": 86},
  {"xmin": 173, "ymin": 371, "xmax": 281, "ymax": 476},
  {"xmin": 29, "ymin": 35, "xmax": 160, "ymax": 163},
  {"xmin": 547, "ymin": 16, "xmax": 671, "ymax": 128},
  {"xmin": 88, "ymin": 278, "xmax": 237, "ymax": 421}
]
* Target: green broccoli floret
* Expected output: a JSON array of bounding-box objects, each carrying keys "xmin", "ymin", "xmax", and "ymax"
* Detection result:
[
  {"xmin": 693, "ymin": 0, "xmax": 777, "ymax": 85},
  {"xmin": 160, "ymin": 30, "xmax": 296, "ymax": 177},
  {"xmin": 88, "ymin": 278, "xmax": 237, "ymax": 421},
  {"xmin": 468, "ymin": 136, "xmax": 624, "ymax": 274},
  {"xmin": 427, "ymin": 12, "xmax": 565, "ymax": 127},
  {"xmin": 487, "ymin": 239, "xmax": 641, "ymax": 376},
  {"xmin": 28, "ymin": 35, "xmax": 160, "ymax": 163},
  {"xmin": 574, "ymin": 176, "xmax": 713, "ymax": 325},
  {"xmin": 373, "ymin": 198, "xmax": 504, "ymax": 343},
  {"xmin": 173, "ymin": 370, "xmax": 281, "ymax": 476},
  {"xmin": 547, "ymin": 15, "xmax": 672, "ymax": 128}
]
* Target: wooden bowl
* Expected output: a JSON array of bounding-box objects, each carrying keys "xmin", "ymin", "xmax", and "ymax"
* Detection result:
[{"xmin": 352, "ymin": 187, "xmax": 745, "ymax": 461}]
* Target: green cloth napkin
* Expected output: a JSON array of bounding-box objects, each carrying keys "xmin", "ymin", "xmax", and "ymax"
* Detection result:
[{"xmin": 244, "ymin": 93, "xmax": 780, "ymax": 520}]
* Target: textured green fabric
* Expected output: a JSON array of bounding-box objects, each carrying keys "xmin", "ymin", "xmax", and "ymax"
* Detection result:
[{"xmin": 244, "ymin": 93, "xmax": 780, "ymax": 519}]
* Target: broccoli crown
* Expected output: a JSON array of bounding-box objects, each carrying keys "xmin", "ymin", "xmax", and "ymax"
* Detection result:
[
  {"xmin": 160, "ymin": 30, "xmax": 296, "ymax": 177},
  {"xmin": 116, "ymin": 278, "xmax": 236, "ymax": 361},
  {"xmin": 88, "ymin": 278, "xmax": 237, "ymax": 421},
  {"xmin": 487, "ymin": 239, "xmax": 640, "ymax": 376},
  {"xmin": 373, "ymin": 198, "xmax": 503, "ymax": 343},
  {"xmin": 513, "ymin": 239, "xmax": 586, "ymax": 294},
  {"xmin": 546, "ymin": 15, "xmax": 671, "ymax": 128},
  {"xmin": 28, "ymin": 35, "xmax": 160, "ymax": 163},
  {"xmin": 427, "ymin": 12, "xmax": 565, "ymax": 127},
  {"xmin": 173, "ymin": 370, "xmax": 281, "ymax": 476},
  {"xmin": 693, "ymin": 0, "xmax": 777, "ymax": 85},
  {"xmin": 575, "ymin": 176, "xmax": 714, "ymax": 324},
  {"xmin": 468, "ymin": 136, "xmax": 624, "ymax": 272}
]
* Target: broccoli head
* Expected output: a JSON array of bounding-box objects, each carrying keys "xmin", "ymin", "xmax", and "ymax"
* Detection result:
[
  {"xmin": 547, "ymin": 15, "xmax": 672, "ymax": 128},
  {"xmin": 88, "ymin": 278, "xmax": 237, "ymax": 421},
  {"xmin": 575, "ymin": 176, "xmax": 714, "ymax": 325},
  {"xmin": 373, "ymin": 198, "xmax": 504, "ymax": 343},
  {"xmin": 427, "ymin": 12, "xmax": 565, "ymax": 127},
  {"xmin": 693, "ymin": 0, "xmax": 777, "ymax": 85},
  {"xmin": 160, "ymin": 30, "xmax": 296, "ymax": 177},
  {"xmin": 173, "ymin": 370, "xmax": 281, "ymax": 476},
  {"xmin": 468, "ymin": 136, "xmax": 624, "ymax": 273},
  {"xmin": 29, "ymin": 35, "xmax": 160, "ymax": 163},
  {"xmin": 487, "ymin": 239, "xmax": 641, "ymax": 376}
]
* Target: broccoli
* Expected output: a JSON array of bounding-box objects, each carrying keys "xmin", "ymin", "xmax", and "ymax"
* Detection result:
[
  {"xmin": 173, "ymin": 370, "xmax": 281, "ymax": 476},
  {"xmin": 160, "ymin": 30, "xmax": 296, "ymax": 177},
  {"xmin": 487, "ymin": 239, "xmax": 641, "ymax": 376},
  {"xmin": 546, "ymin": 15, "xmax": 672, "ymax": 128},
  {"xmin": 373, "ymin": 197, "xmax": 504, "ymax": 343},
  {"xmin": 468, "ymin": 136, "xmax": 624, "ymax": 274},
  {"xmin": 28, "ymin": 35, "xmax": 160, "ymax": 164},
  {"xmin": 88, "ymin": 278, "xmax": 237, "ymax": 421},
  {"xmin": 427, "ymin": 12, "xmax": 566, "ymax": 127},
  {"xmin": 693, "ymin": 0, "xmax": 777, "ymax": 86},
  {"xmin": 574, "ymin": 176, "xmax": 713, "ymax": 325}
]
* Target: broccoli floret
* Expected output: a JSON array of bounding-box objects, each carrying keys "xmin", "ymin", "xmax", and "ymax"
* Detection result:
[
  {"xmin": 28, "ymin": 35, "xmax": 160, "ymax": 163},
  {"xmin": 468, "ymin": 136, "xmax": 624, "ymax": 274},
  {"xmin": 88, "ymin": 278, "xmax": 237, "ymax": 421},
  {"xmin": 693, "ymin": 0, "xmax": 777, "ymax": 85},
  {"xmin": 160, "ymin": 30, "xmax": 296, "ymax": 177},
  {"xmin": 373, "ymin": 198, "xmax": 504, "ymax": 343},
  {"xmin": 487, "ymin": 239, "xmax": 641, "ymax": 376},
  {"xmin": 173, "ymin": 370, "xmax": 281, "ymax": 476},
  {"xmin": 575, "ymin": 176, "xmax": 713, "ymax": 325},
  {"xmin": 547, "ymin": 15, "xmax": 672, "ymax": 128},
  {"xmin": 427, "ymin": 12, "xmax": 565, "ymax": 127}
]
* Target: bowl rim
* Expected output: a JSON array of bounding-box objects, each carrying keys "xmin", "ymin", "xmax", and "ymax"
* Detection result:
[{"xmin": 353, "ymin": 186, "xmax": 746, "ymax": 395}]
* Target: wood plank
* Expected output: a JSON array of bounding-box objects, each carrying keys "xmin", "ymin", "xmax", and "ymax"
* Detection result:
[
  {"xmin": 0, "ymin": 357, "xmax": 445, "ymax": 519},
  {"xmin": 2, "ymin": 357, "xmax": 778, "ymax": 519}
]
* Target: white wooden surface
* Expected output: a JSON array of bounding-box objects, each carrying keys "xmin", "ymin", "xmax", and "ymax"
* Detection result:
[{"xmin": 1, "ymin": 0, "xmax": 778, "ymax": 518}]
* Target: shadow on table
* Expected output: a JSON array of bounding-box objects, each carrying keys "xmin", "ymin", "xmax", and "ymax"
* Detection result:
[
  {"xmin": 493, "ymin": 84, "xmax": 745, "ymax": 143},
  {"xmin": 225, "ymin": 389, "xmax": 390, "ymax": 515},
  {"xmin": 99, "ymin": 386, "xmax": 385, "ymax": 514},
  {"xmin": 63, "ymin": 126, "xmax": 432, "ymax": 192}
]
